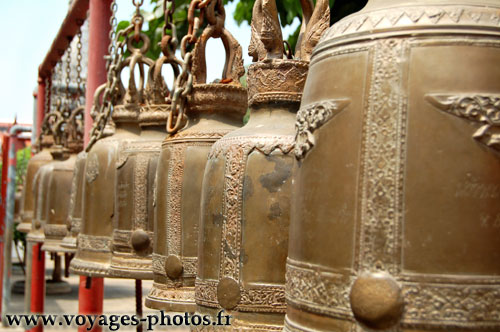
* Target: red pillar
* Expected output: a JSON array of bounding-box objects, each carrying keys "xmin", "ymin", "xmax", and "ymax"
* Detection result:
[
  {"xmin": 79, "ymin": 1, "xmax": 112, "ymax": 329},
  {"xmin": 0, "ymin": 134, "xmax": 10, "ymax": 316},
  {"xmin": 78, "ymin": 277, "xmax": 104, "ymax": 332},
  {"xmin": 84, "ymin": 0, "xmax": 112, "ymax": 146},
  {"xmin": 29, "ymin": 243, "xmax": 45, "ymax": 332}
]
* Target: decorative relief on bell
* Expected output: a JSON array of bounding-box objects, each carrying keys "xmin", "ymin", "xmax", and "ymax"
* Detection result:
[
  {"xmin": 85, "ymin": 153, "xmax": 99, "ymax": 183},
  {"xmin": 426, "ymin": 94, "xmax": 500, "ymax": 152},
  {"xmin": 295, "ymin": 99, "xmax": 350, "ymax": 159}
]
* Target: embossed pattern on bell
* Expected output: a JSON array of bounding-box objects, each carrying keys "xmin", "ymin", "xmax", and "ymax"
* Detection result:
[{"xmin": 284, "ymin": 0, "xmax": 500, "ymax": 331}]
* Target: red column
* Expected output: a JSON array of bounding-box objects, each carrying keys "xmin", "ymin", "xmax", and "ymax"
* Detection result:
[
  {"xmin": 84, "ymin": 0, "xmax": 112, "ymax": 146},
  {"xmin": 29, "ymin": 243, "xmax": 45, "ymax": 332},
  {"xmin": 36, "ymin": 78, "xmax": 46, "ymax": 139},
  {"xmin": 79, "ymin": 1, "xmax": 112, "ymax": 330},
  {"xmin": 78, "ymin": 277, "xmax": 104, "ymax": 332},
  {"xmin": 0, "ymin": 134, "xmax": 9, "ymax": 316}
]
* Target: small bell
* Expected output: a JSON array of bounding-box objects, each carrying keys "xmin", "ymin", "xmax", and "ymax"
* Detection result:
[{"xmin": 145, "ymin": 0, "xmax": 247, "ymax": 312}]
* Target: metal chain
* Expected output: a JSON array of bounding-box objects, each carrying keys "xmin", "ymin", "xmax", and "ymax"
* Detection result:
[
  {"xmin": 106, "ymin": 0, "xmax": 118, "ymax": 71},
  {"xmin": 167, "ymin": 0, "xmax": 222, "ymax": 134},
  {"xmin": 76, "ymin": 29, "xmax": 84, "ymax": 104},
  {"xmin": 86, "ymin": 0, "xmax": 145, "ymax": 152},
  {"xmin": 65, "ymin": 41, "xmax": 72, "ymax": 110}
]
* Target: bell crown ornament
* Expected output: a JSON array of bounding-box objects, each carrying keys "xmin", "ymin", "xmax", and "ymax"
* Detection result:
[{"xmin": 247, "ymin": 0, "xmax": 329, "ymax": 108}]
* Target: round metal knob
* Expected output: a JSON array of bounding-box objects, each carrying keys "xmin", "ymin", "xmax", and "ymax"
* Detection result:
[
  {"xmin": 350, "ymin": 272, "xmax": 403, "ymax": 330},
  {"xmin": 34, "ymin": 220, "xmax": 41, "ymax": 230},
  {"xmin": 217, "ymin": 277, "xmax": 240, "ymax": 310},
  {"xmin": 165, "ymin": 255, "xmax": 183, "ymax": 279},
  {"xmin": 130, "ymin": 230, "xmax": 150, "ymax": 253}
]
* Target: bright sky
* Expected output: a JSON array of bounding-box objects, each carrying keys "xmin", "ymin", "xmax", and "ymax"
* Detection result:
[{"xmin": 0, "ymin": 0, "xmax": 298, "ymax": 125}]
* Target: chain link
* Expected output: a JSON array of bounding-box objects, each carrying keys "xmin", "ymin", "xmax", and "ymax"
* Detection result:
[
  {"xmin": 65, "ymin": 41, "xmax": 72, "ymax": 109},
  {"xmin": 86, "ymin": 0, "xmax": 145, "ymax": 151},
  {"xmin": 166, "ymin": 0, "xmax": 224, "ymax": 134},
  {"xmin": 76, "ymin": 29, "xmax": 84, "ymax": 103},
  {"xmin": 106, "ymin": 0, "xmax": 118, "ymax": 71}
]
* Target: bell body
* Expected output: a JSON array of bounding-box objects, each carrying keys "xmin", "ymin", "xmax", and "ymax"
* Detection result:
[
  {"xmin": 285, "ymin": 1, "xmax": 500, "ymax": 331},
  {"xmin": 194, "ymin": 60, "xmax": 306, "ymax": 331},
  {"xmin": 108, "ymin": 125, "xmax": 166, "ymax": 279},
  {"xmin": 27, "ymin": 162, "xmax": 55, "ymax": 244},
  {"xmin": 70, "ymin": 123, "xmax": 140, "ymax": 277},
  {"xmin": 145, "ymin": 84, "xmax": 246, "ymax": 312},
  {"xmin": 18, "ymin": 148, "xmax": 54, "ymax": 234},
  {"xmin": 41, "ymin": 153, "xmax": 76, "ymax": 252},
  {"xmin": 61, "ymin": 151, "xmax": 87, "ymax": 252}
]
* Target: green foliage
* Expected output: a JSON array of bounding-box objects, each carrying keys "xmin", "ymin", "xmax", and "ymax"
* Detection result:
[{"xmin": 16, "ymin": 147, "xmax": 31, "ymax": 187}]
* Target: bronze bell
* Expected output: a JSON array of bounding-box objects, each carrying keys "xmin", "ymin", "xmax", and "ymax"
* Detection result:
[
  {"xmin": 42, "ymin": 107, "xmax": 84, "ymax": 253},
  {"xmin": 26, "ymin": 160, "xmax": 55, "ymax": 244},
  {"xmin": 145, "ymin": 0, "xmax": 247, "ymax": 312},
  {"xmin": 17, "ymin": 134, "xmax": 56, "ymax": 234},
  {"xmin": 107, "ymin": 31, "xmax": 162, "ymax": 280},
  {"xmin": 194, "ymin": 0, "xmax": 329, "ymax": 329},
  {"xmin": 285, "ymin": 0, "xmax": 500, "ymax": 331},
  {"xmin": 71, "ymin": 21, "xmax": 153, "ymax": 277}
]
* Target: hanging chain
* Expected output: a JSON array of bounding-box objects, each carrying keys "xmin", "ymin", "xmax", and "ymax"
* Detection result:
[
  {"xmin": 166, "ymin": 0, "xmax": 221, "ymax": 134},
  {"xmin": 86, "ymin": 0, "xmax": 145, "ymax": 151},
  {"xmin": 106, "ymin": 0, "xmax": 118, "ymax": 71},
  {"xmin": 76, "ymin": 29, "xmax": 84, "ymax": 104},
  {"xmin": 64, "ymin": 41, "xmax": 72, "ymax": 111}
]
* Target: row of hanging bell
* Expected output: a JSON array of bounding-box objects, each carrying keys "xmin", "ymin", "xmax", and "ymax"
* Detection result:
[
  {"xmin": 284, "ymin": 0, "xmax": 500, "ymax": 331},
  {"xmin": 145, "ymin": 0, "xmax": 247, "ymax": 311},
  {"xmin": 70, "ymin": 17, "xmax": 161, "ymax": 278}
]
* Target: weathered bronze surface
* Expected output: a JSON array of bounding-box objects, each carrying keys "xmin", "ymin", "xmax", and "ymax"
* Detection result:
[
  {"xmin": 60, "ymin": 151, "xmax": 87, "ymax": 252},
  {"xmin": 145, "ymin": 0, "xmax": 247, "ymax": 311},
  {"xmin": 108, "ymin": 31, "xmax": 166, "ymax": 280},
  {"xmin": 41, "ymin": 150, "xmax": 75, "ymax": 253},
  {"xmin": 17, "ymin": 136, "xmax": 55, "ymax": 234},
  {"xmin": 26, "ymin": 161, "xmax": 55, "ymax": 244},
  {"xmin": 42, "ymin": 106, "xmax": 84, "ymax": 253},
  {"xmin": 285, "ymin": 0, "xmax": 500, "ymax": 331},
  {"xmin": 194, "ymin": 0, "xmax": 329, "ymax": 330}
]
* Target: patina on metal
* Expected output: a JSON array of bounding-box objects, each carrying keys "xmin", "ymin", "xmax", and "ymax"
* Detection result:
[
  {"xmin": 194, "ymin": 0, "xmax": 329, "ymax": 330},
  {"xmin": 285, "ymin": 0, "xmax": 500, "ymax": 331},
  {"xmin": 108, "ymin": 10, "xmax": 174, "ymax": 279},
  {"xmin": 70, "ymin": 15, "xmax": 147, "ymax": 277},
  {"xmin": 145, "ymin": 0, "xmax": 247, "ymax": 312},
  {"xmin": 42, "ymin": 106, "xmax": 84, "ymax": 253}
]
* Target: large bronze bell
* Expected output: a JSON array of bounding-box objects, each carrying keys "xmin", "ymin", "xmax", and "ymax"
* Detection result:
[
  {"xmin": 285, "ymin": 0, "xmax": 500, "ymax": 331},
  {"xmin": 194, "ymin": 0, "xmax": 328, "ymax": 329},
  {"xmin": 42, "ymin": 107, "xmax": 84, "ymax": 253},
  {"xmin": 145, "ymin": 0, "xmax": 247, "ymax": 311},
  {"xmin": 17, "ymin": 133, "xmax": 55, "ymax": 234},
  {"xmin": 107, "ymin": 31, "xmax": 162, "ymax": 280}
]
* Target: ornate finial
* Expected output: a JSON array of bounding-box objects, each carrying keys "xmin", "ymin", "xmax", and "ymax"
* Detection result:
[
  {"xmin": 295, "ymin": 0, "xmax": 330, "ymax": 61},
  {"xmin": 249, "ymin": 0, "xmax": 283, "ymax": 62}
]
